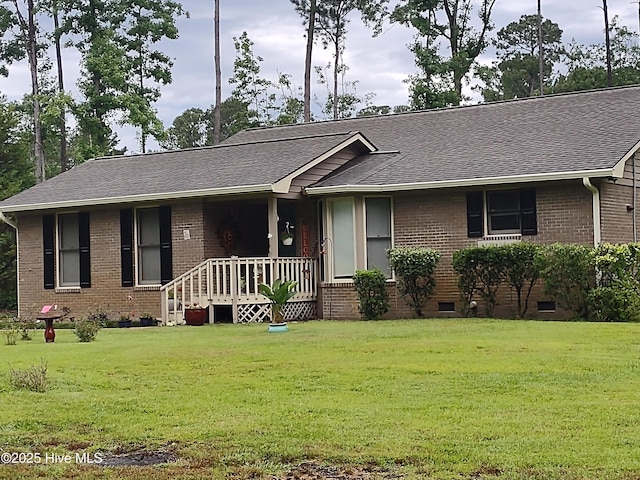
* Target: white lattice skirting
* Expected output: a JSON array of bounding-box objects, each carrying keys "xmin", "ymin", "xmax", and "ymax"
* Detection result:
[{"xmin": 237, "ymin": 301, "xmax": 317, "ymax": 323}]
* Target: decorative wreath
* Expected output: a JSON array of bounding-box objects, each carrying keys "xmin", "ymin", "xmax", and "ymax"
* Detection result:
[{"xmin": 217, "ymin": 218, "xmax": 239, "ymax": 256}]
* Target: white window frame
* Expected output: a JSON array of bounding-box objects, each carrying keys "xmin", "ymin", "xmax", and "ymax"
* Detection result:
[
  {"xmin": 363, "ymin": 196, "xmax": 394, "ymax": 279},
  {"xmin": 56, "ymin": 212, "xmax": 80, "ymax": 288},
  {"xmin": 135, "ymin": 207, "xmax": 162, "ymax": 286},
  {"xmin": 485, "ymin": 189, "xmax": 521, "ymax": 235}
]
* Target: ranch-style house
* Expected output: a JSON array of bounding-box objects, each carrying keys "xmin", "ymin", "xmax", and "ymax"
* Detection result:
[{"xmin": 1, "ymin": 86, "xmax": 639, "ymax": 323}]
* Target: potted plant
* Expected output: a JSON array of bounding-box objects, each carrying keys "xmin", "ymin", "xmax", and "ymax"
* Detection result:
[
  {"xmin": 118, "ymin": 314, "xmax": 132, "ymax": 328},
  {"xmin": 139, "ymin": 312, "xmax": 155, "ymax": 327},
  {"xmin": 280, "ymin": 222, "xmax": 294, "ymax": 246},
  {"xmin": 258, "ymin": 279, "xmax": 297, "ymax": 332},
  {"xmin": 184, "ymin": 303, "xmax": 207, "ymax": 326}
]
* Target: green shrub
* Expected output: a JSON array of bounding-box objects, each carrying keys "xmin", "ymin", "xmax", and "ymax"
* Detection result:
[
  {"xmin": 9, "ymin": 360, "xmax": 47, "ymax": 392},
  {"xmin": 587, "ymin": 281, "xmax": 640, "ymax": 322},
  {"xmin": 501, "ymin": 242, "xmax": 543, "ymax": 318},
  {"xmin": 540, "ymin": 243, "xmax": 596, "ymax": 320},
  {"xmin": 4, "ymin": 329, "xmax": 18, "ymax": 346},
  {"xmin": 587, "ymin": 244, "xmax": 640, "ymax": 322},
  {"xmin": 87, "ymin": 304, "xmax": 110, "ymax": 327},
  {"xmin": 353, "ymin": 269, "xmax": 390, "ymax": 320},
  {"xmin": 452, "ymin": 246, "xmax": 505, "ymax": 317},
  {"xmin": 388, "ymin": 247, "xmax": 441, "ymax": 317},
  {"xmin": 74, "ymin": 319, "xmax": 100, "ymax": 342}
]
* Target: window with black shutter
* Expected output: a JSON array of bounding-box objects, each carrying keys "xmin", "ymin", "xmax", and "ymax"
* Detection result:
[
  {"xmin": 43, "ymin": 215, "xmax": 55, "ymax": 289},
  {"xmin": 120, "ymin": 209, "xmax": 134, "ymax": 287},
  {"xmin": 134, "ymin": 206, "xmax": 172, "ymax": 285},
  {"xmin": 45, "ymin": 212, "xmax": 91, "ymax": 289},
  {"xmin": 466, "ymin": 189, "xmax": 537, "ymax": 237}
]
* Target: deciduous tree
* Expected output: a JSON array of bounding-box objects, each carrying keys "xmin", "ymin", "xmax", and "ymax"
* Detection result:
[{"xmin": 392, "ymin": 0, "xmax": 496, "ymax": 108}]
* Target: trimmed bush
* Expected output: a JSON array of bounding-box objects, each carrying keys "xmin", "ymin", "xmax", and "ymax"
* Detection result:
[
  {"xmin": 539, "ymin": 243, "xmax": 596, "ymax": 320},
  {"xmin": 501, "ymin": 242, "xmax": 543, "ymax": 318},
  {"xmin": 353, "ymin": 268, "xmax": 389, "ymax": 320},
  {"xmin": 388, "ymin": 247, "xmax": 441, "ymax": 317},
  {"xmin": 587, "ymin": 243, "xmax": 640, "ymax": 322},
  {"xmin": 452, "ymin": 246, "xmax": 505, "ymax": 317}
]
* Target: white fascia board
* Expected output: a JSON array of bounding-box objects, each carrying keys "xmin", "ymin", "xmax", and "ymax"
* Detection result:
[
  {"xmin": 0, "ymin": 184, "xmax": 273, "ymax": 213},
  {"xmin": 271, "ymin": 133, "xmax": 377, "ymax": 194},
  {"xmin": 305, "ymin": 169, "xmax": 615, "ymax": 195},
  {"xmin": 612, "ymin": 141, "xmax": 640, "ymax": 177}
]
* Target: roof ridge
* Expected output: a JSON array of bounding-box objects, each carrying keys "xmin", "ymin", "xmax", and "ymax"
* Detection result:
[
  {"xmin": 92, "ymin": 131, "xmax": 356, "ymax": 162},
  {"xmin": 219, "ymin": 130, "xmax": 355, "ymax": 148},
  {"xmin": 240, "ymin": 84, "xmax": 640, "ymax": 134}
]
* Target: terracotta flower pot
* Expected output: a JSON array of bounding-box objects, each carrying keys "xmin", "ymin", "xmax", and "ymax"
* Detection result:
[{"xmin": 185, "ymin": 308, "xmax": 207, "ymax": 326}]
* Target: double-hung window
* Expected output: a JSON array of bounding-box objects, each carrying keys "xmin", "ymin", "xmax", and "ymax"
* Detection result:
[
  {"xmin": 120, "ymin": 206, "xmax": 172, "ymax": 287},
  {"xmin": 137, "ymin": 207, "xmax": 162, "ymax": 285},
  {"xmin": 467, "ymin": 188, "xmax": 537, "ymax": 238},
  {"xmin": 43, "ymin": 212, "xmax": 91, "ymax": 289},
  {"xmin": 365, "ymin": 197, "xmax": 392, "ymax": 277},
  {"xmin": 58, "ymin": 214, "xmax": 80, "ymax": 287}
]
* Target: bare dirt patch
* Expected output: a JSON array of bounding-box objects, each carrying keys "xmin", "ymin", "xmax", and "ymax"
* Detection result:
[{"xmin": 273, "ymin": 461, "xmax": 405, "ymax": 479}]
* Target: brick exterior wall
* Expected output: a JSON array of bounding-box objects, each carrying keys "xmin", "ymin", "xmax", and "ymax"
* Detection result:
[
  {"xmin": 600, "ymin": 180, "xmax": 636, "ymax": 244},
  {"xmin": 15, "ymin": 178, "xmax": 622, "ymax": 322},
  {"xmin": 17, "ymin": 201, "xmax": 208, "ymax": 321},
  {"xmin": 319, "ymin": 180, "xmax": 596, "ymax": 320}
]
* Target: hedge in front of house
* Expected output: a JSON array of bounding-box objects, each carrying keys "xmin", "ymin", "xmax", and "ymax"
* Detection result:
[
  {"xmin": 388, "ymin": 247, "xmax": 441, "ymax": 317},
  {"xmin": 586, "ymin": 243, "xmax": 640, "ymax": 322},
  {"xmin": 453, "ymin": 242, "xmax": 640, "ymax": 321}
]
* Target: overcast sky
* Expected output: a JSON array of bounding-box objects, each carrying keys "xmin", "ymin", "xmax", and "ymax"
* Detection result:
[{"xmin": 1, "ymin": 0, "xmax": 639, "ymax": 153}]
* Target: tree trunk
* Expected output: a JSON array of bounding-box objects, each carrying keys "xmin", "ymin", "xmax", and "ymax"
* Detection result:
[
  {"xmin": 52, "ymin": 5, "xmax": 68, "ymax": 172},
  {"xmin": 603, "ymin": 0, "xmax": 613, "ymax": 87},
  {"xmin": 332, "ymin": 24, "xmax": 339, "ymax": 120},
  {"xmin": 213, "ymin": 0, "xmax": 221, "ymax": 143},
  {"xmin": 303, "ymin": 0, "xmax": 316, "ymax": 123},
  {"xmin": 17, "ymin": 0, "xmax": 45, "ymax": 182}
]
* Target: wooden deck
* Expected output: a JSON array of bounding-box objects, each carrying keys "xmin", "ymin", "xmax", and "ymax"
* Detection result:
[{"xmin": 160, "ymin": 257, "xmax": 318, "ymax": 324}]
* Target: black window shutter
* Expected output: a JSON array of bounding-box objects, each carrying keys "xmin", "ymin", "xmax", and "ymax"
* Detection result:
[
  {"xmin": 43, "ymin": 215, "xmax": 55, "ymax": 290},
  {"xmin": 120, "ymin": 209, "xmax": 134, "ymax": 287},
  {"xmin": 159, "ymin": 206, "xmax": 173, "ymax": 285},
  {"xmin": 466, "ymin": 192, "xmax": 484, "ymax": 238},
  {"xmin": 79, "ymin": 212, "xmax": 91, "ymax": 288},
  {"xmin": 520, "ymin": 189, "xmax": 538, "ymax": 236}
]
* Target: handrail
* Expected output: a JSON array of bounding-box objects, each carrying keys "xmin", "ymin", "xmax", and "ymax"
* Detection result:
[{"xmin": 161, "ymin": 257, "xmax": 318, "ymax": 324}]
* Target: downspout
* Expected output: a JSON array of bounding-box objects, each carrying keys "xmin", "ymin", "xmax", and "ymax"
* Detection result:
[
  {"xmin": 0, "ymin": 212, "xmax": 17, "ymax": 230},
  {"xmin": 582, "ymin": 177, "xmax": 601, "ymax": 247},
  {"xmin": 633, "ymin": 153, "xmax": 637, "ymax": 243}
]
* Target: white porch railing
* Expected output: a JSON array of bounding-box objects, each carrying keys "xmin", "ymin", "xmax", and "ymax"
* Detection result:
[{"xmin": 160, "ymin": 257, "xmax": 318, "ymax": 324}]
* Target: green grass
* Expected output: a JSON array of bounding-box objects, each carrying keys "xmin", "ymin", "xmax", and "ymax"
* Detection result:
[{"xmin": 1, "ymin": 319, "xmax": 640, "ymax": 479}]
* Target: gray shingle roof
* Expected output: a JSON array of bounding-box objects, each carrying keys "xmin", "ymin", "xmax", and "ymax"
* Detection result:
[
  {"xmin": 0, "ymin": 132, "xmax": 360, "ymax": 212},
  {"xmin": 2, "ymin": 86, "xmax": 639, "ymax": 212},
  {"xmin": 229, "ymin": 86, "xmax": 640, "ymax": 189}
]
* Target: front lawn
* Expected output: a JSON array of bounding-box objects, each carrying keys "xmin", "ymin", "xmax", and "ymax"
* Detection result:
[{"xmin": 1, "ymin": 319, "xmax": 639, "ymax": 479}]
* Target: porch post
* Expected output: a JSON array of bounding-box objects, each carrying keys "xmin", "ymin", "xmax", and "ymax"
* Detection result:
[
  {"xmin": 268, "ymin": 196, "xmax": 279, "ymax": 258},
  {"xmin": 231, "ymin": 256, "xmax": 239, "ymax": 323}
]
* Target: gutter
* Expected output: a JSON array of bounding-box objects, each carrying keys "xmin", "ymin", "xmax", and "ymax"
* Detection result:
[
  {"xmin": 582, "ymin": 177, "xmax": 601, "ymax": 247},
  {"xmin": 0, "ymin": 184, "xmax": 274, "ymax": 213},
  {"xmin": 0, "ymin": 212, "xmax": 17, "ymax": 229},
  {"xmin": 305, "ymin": 168, "xmax": 618, "ymax": 196}
]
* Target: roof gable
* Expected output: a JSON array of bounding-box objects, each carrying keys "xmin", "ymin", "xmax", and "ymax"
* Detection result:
[{"xmin": 0, "ymin": 131, "xmax": 374, "ymax": 213}]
